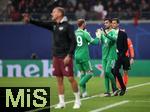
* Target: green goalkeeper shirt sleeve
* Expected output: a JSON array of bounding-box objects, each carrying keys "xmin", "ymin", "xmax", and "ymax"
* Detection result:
[
  {"xmin": 105, "ymin": 29, "xmax": 117, "ymax": 42},
  {"xmin": 90, "ymin": 38, "xmax": 99, "ymax": 45},
  {"xmin": 84, "ymin": 31, "xmax": 99, "ymax": 45}
]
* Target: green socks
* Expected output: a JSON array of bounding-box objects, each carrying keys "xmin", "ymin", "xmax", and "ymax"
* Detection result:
[{"xmin": 79, "ymin": 73, "xmax": 92, "ymax": 93}]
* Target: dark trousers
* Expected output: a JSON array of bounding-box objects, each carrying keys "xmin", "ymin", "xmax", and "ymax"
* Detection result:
[{"xmin": 112, "ymin": 56, "xmax": 126, "ymax": 90}]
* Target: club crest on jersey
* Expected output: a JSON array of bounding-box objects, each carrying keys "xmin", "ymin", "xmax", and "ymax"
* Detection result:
[
  {"xmin": 65, "ymin": 67, "xmax": 68, "ymax": 72},
  {"xmin": 59, "ymin": 27, "xmax": 64, "ymax": 31}
]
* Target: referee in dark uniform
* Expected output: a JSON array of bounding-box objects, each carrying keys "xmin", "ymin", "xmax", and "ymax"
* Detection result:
[
  {"xmin": 111, "ymin": 18, "xmax": 128, "ymax": 96},
  {"xmin": 24, "ymin": 7, "xmax": 81, "ymax": 109}
]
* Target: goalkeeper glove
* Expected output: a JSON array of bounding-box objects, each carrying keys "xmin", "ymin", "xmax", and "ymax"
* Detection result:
[{"xmin": 95, "ymin": 29, "xmax": 102, "ymax": 39}]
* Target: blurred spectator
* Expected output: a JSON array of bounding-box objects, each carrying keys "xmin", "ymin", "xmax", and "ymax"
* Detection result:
[
  {"xmin": 9, "ymin": 5, "xmax": 21, "ymax": 21},
  {"xmin": 19, "ymin": 0, "xmax": 26, "ymax": 13},
  {"xmin": 68, "ymin": 0, "xmax": 77, "ymax": 7},
  {"xmin": 0, "ymin": 0, "xmax": 150, "ymax": 21},
  {"xmin": 93, "ymin": 1, "xmax": 107, "ymax": 19},
  {"xmin": 66, "ymin": 1, "xmax": 76, "ymax": 20},
  {"xmin": 140, "ymin": 0, "xmax": 149, "ymax": 12},
  {"xmin": 75, "ymin": 3, "xmax": 86, "ymax": 19},
  {"xmin": 86, "ymin": 7, "xmax": 99, "ymax": 20}
]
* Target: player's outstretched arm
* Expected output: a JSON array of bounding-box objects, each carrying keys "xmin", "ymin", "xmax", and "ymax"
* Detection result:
[
  {"xmin": 90, "ymin": 38, "xmax": 99, "ymax": 45},
  {"xmin": 23, "ymin": 13, "xmax": 54, "ymax": 30},
  {"xmin": 86, "ymin": 31, "xmax": 99, "ymax": 45},
  {"xmin": 103, "ymin": 29, "xmax": 117, "ymax": 42}
]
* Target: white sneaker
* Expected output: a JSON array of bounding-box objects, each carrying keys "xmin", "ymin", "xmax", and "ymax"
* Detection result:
[
  {"xmin": 73, "ymin": 101, "xmax": 81, "ymax": 109},
  {"xmin": 82, "ymin": 92, "xmax": 88, "ymax": 98},
  {"xmin": 55, "ymin": 102, "xmax": 65, "ymax": 109}
]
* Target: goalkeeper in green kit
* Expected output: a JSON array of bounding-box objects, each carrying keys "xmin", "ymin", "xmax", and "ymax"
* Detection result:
[
  {"xmin": 75, "ymin": 19, "xmax": 99, "ymax": 97},
  {"xmin": 96, "ymin": 18, "xmax": 120, "ymax": 96}
]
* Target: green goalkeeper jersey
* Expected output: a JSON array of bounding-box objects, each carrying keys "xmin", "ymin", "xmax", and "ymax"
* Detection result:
[
  {"xmin": 100, "ymin": 29, "xmax": 118, "ymax": 60},
  {"xmin": 75, "ymin": 28, "xmax": 99, "ymax": 63}
]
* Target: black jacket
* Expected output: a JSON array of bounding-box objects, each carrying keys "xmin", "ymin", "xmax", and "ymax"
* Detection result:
[
  {"xmin": 117, "ymin": 30, "xmax": 128, "ymax": 57},
  {"xmin": 30, "ymin": 17, "xmax": 77, "ymax": 57}
]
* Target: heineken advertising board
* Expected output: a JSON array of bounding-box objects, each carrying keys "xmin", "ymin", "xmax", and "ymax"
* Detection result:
[{"xmin": 0, "ymin": 60, "xmax": 149, "ymax": 77}]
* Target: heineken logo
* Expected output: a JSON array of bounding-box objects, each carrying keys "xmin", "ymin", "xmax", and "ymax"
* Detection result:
[
  {"xmin": 0, "ymin": 60, "xmax": 103, "ymax": 77},
  {"xmin": 0, "ymin": 60, "xmax": 53, "ymax": 77}
]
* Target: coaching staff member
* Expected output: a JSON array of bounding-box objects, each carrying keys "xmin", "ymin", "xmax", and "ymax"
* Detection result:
[
  {"xmin": 111, "ymin": 18, "xmax": 128, "ymax": 96},
  {"xmin": 24, "ymin": 7, "xmax": 81, "ymax": 109}
]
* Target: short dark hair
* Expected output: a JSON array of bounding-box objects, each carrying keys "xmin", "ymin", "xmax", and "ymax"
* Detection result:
[
  {"xmin": 112, "ymin": 18, "xmax": 120, "ymax": 24},
  {"xmin": 104, "ymin": 18, "xmax": 112, "ymax": 22},
  {"xmin": 77, "ymin": 19, "xmax": 85, "ymax": 27},
  {"xmin": 54, "ymin": 7, "xmax": 65, "ymax": 16}
]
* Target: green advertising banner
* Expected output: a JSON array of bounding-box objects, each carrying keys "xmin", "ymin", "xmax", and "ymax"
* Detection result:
[{"xmin": 0, "ymin": 60, "xmax": 150, "ymax": 77}]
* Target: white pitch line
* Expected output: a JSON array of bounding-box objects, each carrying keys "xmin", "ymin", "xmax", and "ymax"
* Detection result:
[
  {"xmin": 134, "ymin": 100, "xmax": 150, "ymax": 103},
  {"xmin": 90, "ymin": 100, "xmax": 130, "ymax": 112},
  {"xmin": 51, "ymin": 82, "xmax": 150, "ymax": 108},
  {"xmin": 28, "ymin": 82, "xmax": 150, "ymax": 112},
  {"xmin": 127, "ymin": 82, "xmax": 150, "ymax": 89}
]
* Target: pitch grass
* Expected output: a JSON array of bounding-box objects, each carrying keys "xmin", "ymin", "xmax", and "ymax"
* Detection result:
[{"xmin": 0, "ymin": 77, "xmax": 150, "ymax": 112}]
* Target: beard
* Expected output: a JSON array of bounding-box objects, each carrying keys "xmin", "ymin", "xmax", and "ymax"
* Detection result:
[{"xmin": 104, "ymin": 26, "xmax": 110, "ymax": 29}]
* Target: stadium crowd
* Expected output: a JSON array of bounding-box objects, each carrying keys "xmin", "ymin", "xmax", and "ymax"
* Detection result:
[{"xmin": 2, "ymin": 0, "xmax": 150, "ymax": 21}]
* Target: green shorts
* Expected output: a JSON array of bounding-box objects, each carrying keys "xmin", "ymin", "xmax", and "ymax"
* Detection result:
[{"xmin": 76, "ymin": 61, "xmax": 93, "ymax": 72}]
